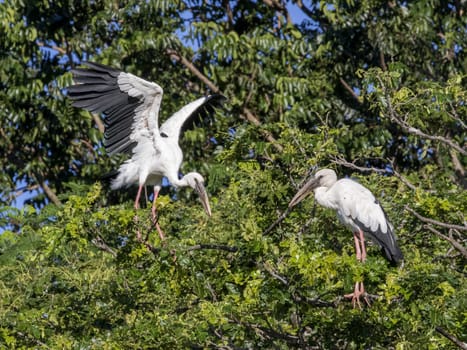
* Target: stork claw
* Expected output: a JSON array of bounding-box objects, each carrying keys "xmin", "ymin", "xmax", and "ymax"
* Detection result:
[{"xmin": 344, "ymin": 281, "xmax": 371, "ymax": 309}]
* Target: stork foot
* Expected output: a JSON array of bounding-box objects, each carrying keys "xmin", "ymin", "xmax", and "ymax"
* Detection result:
[{"xmin": 344, "ymin": 281, "xmax": 371, "ymax": 309}]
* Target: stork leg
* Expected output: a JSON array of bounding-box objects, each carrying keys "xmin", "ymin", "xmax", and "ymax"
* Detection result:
[
  {"xmin": 151, "ymin": 187, "xmax": 165, "ymax": 241},
  {"xmin": 134, "ymin": 183, "xmax": 144, "ymax": 210},
  {"xmin": 358, "ymin": 228, "xmax": 367, "ymax": 262},
  {"xmin": 134, "ymin": 184, "xmax": 145, "ymax": 241},
  {"xmin": 345, "ymin": 229, "xmax": 370, "ymax": 308},
  {"xmin": 344, "ymin": 281, "xmax": 370, "ymax": 308}
]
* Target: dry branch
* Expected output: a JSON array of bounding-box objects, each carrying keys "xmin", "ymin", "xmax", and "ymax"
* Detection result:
[
  {"xmin": 166, "ymin": 49, "xmax": 284, "ymax": 153},
  {"xmin": 380, "ymin": 77, "xmax": 466, "ymax": 156},
  {"xmin": 436, "ymin": 326, "xmax": 467, "ymax": 350},
  {"xmin": 405, "ymin": 206, "xmax": 467, "ymax": 231}
]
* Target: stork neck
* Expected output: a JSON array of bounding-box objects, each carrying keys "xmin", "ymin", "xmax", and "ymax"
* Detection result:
[
  {"xmin": 314, "ymin": 187, "xmax": 334, "ymax": 209},
  {"xmin": 166, "ymin": 174, "xmax": 186, "ymax": 188}
]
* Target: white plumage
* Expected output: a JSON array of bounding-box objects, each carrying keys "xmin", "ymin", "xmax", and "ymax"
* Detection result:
[
  {"xmin": 68, "ymin": 62, "xmax": 225, "ymax": 238},
  {"xmin": 289, "ymin": 168, "xmax": 403, "ymax": 307}
]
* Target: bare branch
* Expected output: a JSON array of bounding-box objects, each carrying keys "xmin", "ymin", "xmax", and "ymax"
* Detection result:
[
  {"xmin": 331, "ymin": 155, "xmax": 418, "ymax": 191},
  {"xmin": 166, "ymin": 49, "xmax": 220, "ymax": 93},
  {"xmin": 39, "ymin": 179, "xmax": 62, "ymax": 206},
  {"xmin": 262, "ymin": 0, "xmax": 292, "ymax": 25},
  {"xmin": 91, "ymin": 235, "xmax": 117, "ymax": 257},
  {"xmin": 16, "ymin": 331, "xmax": 50, "ymax": 349},
  {"xmin": 379, "ymin": 50, "xmax": 387, "ymax": 71},
  {"xmin": 263, "ymin": 207, "xmax": 292, "ymax": 235},
  {"xmin": 449, "ymin": 148, "xmax": 467, "ymax": 189},
  {"xmin": 166, "ymin": 49, "xmax": 283, "ymax": 153},
  {"xmin": 230, "ymin": 318, "xmax": 300, "ymax": 345},
  {"xmin": 242, "ymin": 108, "xmax": 284, "ymax": 152},
  {"xmin": 405, "ymin": 206, "xmax": 467, "ymax": 231},
  {"xmin": 261, "ymin": 262, "xmax": 336, "ymax": 308},
  {"xmin": 37, "ymin": 41, "xmax": 66, "ymax": 55},
  {"xmin": 339, "ymin": 77, "xmax": 362, "ymax": 105},
  {"xmin": 436, "ymin": 326, "xmax": 467, "ymax": 350},
  {"xmin": 424, "ymin": 225, "xmax": 467, "ymax": 258},
  {"xmin": 380, "ymin": 78, "xmax": 467, "ymax": 156}
]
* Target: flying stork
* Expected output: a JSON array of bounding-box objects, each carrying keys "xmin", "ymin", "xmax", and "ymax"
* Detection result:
[
  {"xmin": 68, "ymin": 62, "xmax": 225, "ymax": 240},
  {"xmin": 288, "ymin": 168, "xmax": 403, "ymax": 307}
]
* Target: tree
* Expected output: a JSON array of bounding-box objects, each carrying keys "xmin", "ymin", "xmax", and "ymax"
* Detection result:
[{"xmin": 0, "ymin": 0, "xmax": 466, "ymax": 348}]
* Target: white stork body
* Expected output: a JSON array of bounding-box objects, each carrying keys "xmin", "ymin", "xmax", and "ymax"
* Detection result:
[
  {"xmin": 289, "ymin": 168, "xmax": 403, "ymax": 307},
  {"xmin": 68, "ymin": 62, "xmax": 224, "ymax": 238}
]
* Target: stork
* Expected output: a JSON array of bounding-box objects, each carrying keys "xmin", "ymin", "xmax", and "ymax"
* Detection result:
[
  {"xmin": 68, "ymin": 62, "xmax": 225, "ymax": 240},
  {"xmin": 289, "ymin": 168, "xmax": 403, "ymax": 307}
]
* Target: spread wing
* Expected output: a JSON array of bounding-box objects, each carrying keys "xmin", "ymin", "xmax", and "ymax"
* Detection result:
[
  {"xmin": 337, "ymin": 179, "xmax": 403, "ymax": 264},
  {"xmin": 160, "ymin": 94, "xmax": 226, "ymax": 140},
  {"xmin": 68, "ymin": 62, "xmax": 163, "ymax": 155}
]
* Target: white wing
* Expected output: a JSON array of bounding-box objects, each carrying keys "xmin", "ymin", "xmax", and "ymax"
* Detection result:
[
  {"xmin": 68, "ymin": 62, "xmax": 163, "ymax": 155},
  {"xmin": 334, "ymin": 178, "xmax": 403, "ymax": 263},
  {"xmin": 160, "ymin": 95, "xmax": 226, "ymax": 140},
  {"xmin": 334, "ymin": 179, "xmax": 389, "ymax": 233}
]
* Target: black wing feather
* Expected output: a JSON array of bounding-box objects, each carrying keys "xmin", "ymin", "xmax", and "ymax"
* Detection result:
[
  {"xmin": 355, "ymin": 206, "xmax": 403, "ymax": 265},
  {"xmin": 68, "ymin": 62, "xmax": 142, "ymax": 156}
]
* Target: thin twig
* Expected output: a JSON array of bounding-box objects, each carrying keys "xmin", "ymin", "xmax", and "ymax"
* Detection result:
[
  {"xmin": 332, "ymin": 155, "xmax": 418, "ymax": 191},
  {"xmin": 261, "ymin": 262, "xmax": 336, "ymax": 308},
  {"xmin": 91, "ymin": 235, "xmax": 117, "ymax": 257},
  {"xmin": 424, "ymin": 225, "xmax": 467, "ymax": 258},
  {"xmin": 166, "ymin": 48, "xmax": 283, "ymax": 153},
  {"xmin": 186, "ymin": 243, "xmax": 238, "ymax": 252},
  {"xmin": 380, "ymin": 77, "xmax": 466, "ymax": 156},
  {"xmin": 263, "ymin": 207, "xmax": 292, "ymax": 235}
]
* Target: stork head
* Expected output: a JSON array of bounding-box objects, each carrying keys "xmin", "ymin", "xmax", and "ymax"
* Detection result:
[
  {"xmin": 288, "ymin": 168, "xmax": 337, "ymax": 208},
  {"xmin": 182, "ymin": 172, "xmax": 212, "ymax": 217}
]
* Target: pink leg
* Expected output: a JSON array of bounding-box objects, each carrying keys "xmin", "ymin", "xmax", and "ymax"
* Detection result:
[
  {"xmin": 353, "ymin": 233, "xmax": 362, "ymax": 261},
  {"xmin": 151, "ymin": 187, "xmax": 160, "ymax": 221},
  {"xmin": 344, "ymin": 281, "xmax": 370, "ymax": 309},
  {"xmin": 358, "ymin": 229, "xmax": 367, "ymax": 262},
  {"xmin": 134, "ymin": 184, "xmax": 144, "ymax": 210},
  {"xmin": 345, "ymin": 230, "xmax": 370, "ymax": 308},
  {"xmin": 134, "ymin": 184, "xmax": 145, "ymax": 241},
  {"xmin": 151, "ymin": 187, "xmax": 165, "ymax": 241}
]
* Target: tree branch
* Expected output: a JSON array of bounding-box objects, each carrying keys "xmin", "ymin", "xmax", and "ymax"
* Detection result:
[
  {"xmin": 230, "ymin": 317, "xmax": 300, "ymax": 345},
  {"xmin": 186, "ymin": 243, "xmax": 238, "ymax": 252},
  {"xmin": 331, "ymin": 155, "xmax": 418, "ymax": 191},
  {"xmin": 261, "ymin": 262, "xmax": 336, "ymax": 308},
  {"xmin": 242, "ymin": 108, "xmax": 284, "ymax": 152},
  {"xmin": 380, "ymin": 78, "xmax": 467, "ymax": 156},
  {"xmin": 38, "ymin": 179, "xmax": 62, "ymax": 206},
  {"xmin": 424, "ymin": 225, "xmax": 467, "ymax": 258},
  {"xmin": 91, "ymin": 235, "xmax": 117, "ymax": 257},
  {"xmin": 166, "ymin": 49, "xmax": 220, "ymax": 93},
  {"xmin": 166, "ymin": 49, "xmax": 283, "ymax": 153},
  {"xmin": 37, "ymin": 41, "xmax": 66, "ymax": 55},
  {"xmin": 436, "ymin": 326, "xmax": 467, "ymax": 350},
  {"xmin": 405, "ymin": 206, "xmax": 467, "ymax": 231},
  {"xmin": 339, "ymin": 77, "xmax": 362, "ymax": 105},
  {"xmin": 262, "ymin": 0, "xmax": 292, "ymax": 26}
]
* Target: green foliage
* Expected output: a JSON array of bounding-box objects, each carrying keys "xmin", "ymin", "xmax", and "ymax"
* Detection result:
[{"xmin": 1, "ymin": 0, "xmax": 466, "ymax": 348}]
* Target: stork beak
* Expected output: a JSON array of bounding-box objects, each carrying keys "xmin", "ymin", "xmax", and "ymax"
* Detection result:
[
  {"xmin": 195, "ymin": 180, "xmax": 212, "ymax": 217},
  {"xmin": 288, "ymin": 177, "xmax": 319, "ymax": 208}
]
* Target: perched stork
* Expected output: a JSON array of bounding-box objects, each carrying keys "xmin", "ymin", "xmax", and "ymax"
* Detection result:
[
  {"xmin": 68, "ymin": 62, "xmax": 225, "ymax": 240},
  {"xmin": 289, "ymin": 168, "xmax": 403, "ymax": 307}
]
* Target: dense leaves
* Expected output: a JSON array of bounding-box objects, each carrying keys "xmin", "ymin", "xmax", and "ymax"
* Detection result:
[{"xmin": 0, "ymin": 0, "xmax": 466, "ymax": 348}]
